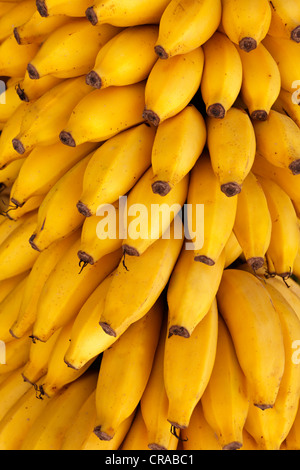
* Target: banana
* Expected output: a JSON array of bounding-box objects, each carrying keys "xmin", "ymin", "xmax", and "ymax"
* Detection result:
[
  {"xmin": 28, "ymin": 153, "xmax": 94, "ymax": 253},
  {"xmin": 263, "ymin": 34, "xmax": 300, "ymax": 93},
  {"xmin": 20, "ymin": 371, "xmax": 98, "ymax": 450},
  {"xmin": 0, "ymin": 212, "xmax": 31, "ymax": 245},
  {"xmin": 0, "ymin": 79, "xmax": 23, "ymax": 127},
  {"xmin": 201, "ymin": 31, "xmax": 243, "ymax": 119},
  {"xmin": 256, "ymin": 175, "xmax": 299, "ymax": 279},
  {"xmin": 99, "ymin": 220, "xmax": 183, "ymax": 338},
  {"xmin": 253, "ymin": 110, "xmax": 300, "ymax": 176},
  {"xmin": 85, "ymin": 0, "xmax": 171, "ymax": 27},
  {"xmin": 14, "ymin": 10, "xmax": 71, "ymax": 45},
  {"xmin": 64, "ymin": 273, "xmax": 117, "ymax": 371},
  {"xmin": 206, "ymin": 107, "xmax": 257, "ymax": 197},
  {"xmin": 10, "ymin": 231, "xmax": 80, "ymax": 340},
  {"xmin": 233, "ymin": 171, "xmax": 272, "ymax": 271},
  {"xmin": 221, "ymin": 0, "xmax": 272, "ymax": 52},
  {"xmin": 273, "ymin": 88, "xmax": 300, "ymax": 129},
  {"xmin": 93, "ymin": 300, "xmax": 163, "ymax": 441},
  {"xmin": 5, "ymin": 195, "xmax": 44, "ymax": 221},
  {"xmin": 201, "ymin": 316, "xmax": 250, "ymax": 450},
  {"xmin": 121, "ymin": 407, "xmax": 150, "ymax": 451},
  {"xmin": 121, "ymin": 166, "xmax": 189, "ymax": 257},
  {"xmin": 285, "ymin": 403, "xmax": 300, "ymax": 450},
  {"xmin": 140, "ymin": 318, "xmax": 179, "ymax": 451},
  {"xmin": 0, "ymin": 2, "xmax": 18, "ymax": 17},
  {"xmin": 187, "ymin": 152, "xmax": 238, "ymax": 265},
  {"xmin": 31, "ymin": 239, "xmax": 122, "ymax": 343},
  {"xmin": 236, "ymin": 42, "xmax": 281, "ymax": 121},
  {"xmin": 0, "ymin": 0, "xmax": 36, "ymax": 42},
  {"xmin": 224, "ymin": 231, "xmax": 243, "ymax": 269},
  {"xmin": 82, "ymin": 413, "xmax": 135, "ymax": 450},
  {"xmin": 77, "ymin": 123, "xmax": 155, "ymax": 218},
  {"xmin": 244, "ymin": 283, "xmax": 300, "ymax": 450},
  {"xmin": 86, "ymin": 25, "xmax": 159, "ymax": 89},
  {"xmin": 0, "ymin": 271, "xmax": 28, "ymax": 304},
  {"xmin": 154, "ymin": 0, "xmax": 221, "ymax": 59},
  {"xmin": 10, "ymin": 141, "xmax": 98, "ymax": 208},
  {"xmin": 217, "ymin": 268, "xmax": 285, "ymax": 410},
  {"xmin": 268, "ymin": 0, "xmax": 300, "ymax": 42},
  {"xmin": 164, "ymin": 298, "xmax": 218, "ymax": 431},
  {"xmin": 0, "ymin": 158, "xmax": 25, "ymax": 192},
  {"xmin": 143, "ymin": 48, "xmax": 204, "ymax": 127},
  {"xmin": 0, "ymin": 211, "xmax": 39, "ymax": 281},
  {"xmin": 37, "ymin": 322, "xmax": 97, "ymax": 399},
  {"xmin": 0, "ymin": 33, "xmax": 39, "ymax": 78},
  {"xmin": 0, "ymin": 334, "xmax": 32, "ymax": 376},
  {"xmin": 12, "ymin": 76, "xmax": 93, "ymax": 157},
  {"xmin": 27, "ymin": 20, "xmax": 120, "ymax": 81},
  {"xmin": 15, "ymin": 72, "xmax": 63, "ymax": 103},
  {"xmin": 151, "ymin": 104, "xmax": 206, "ymax": 196},
  {"xmin": 37, "ymin": 0, "xmax": 100, "ymax": 18},
  {"xmin": 0, "ymin": 275, "xmax": 28, "ymax": 344},
  {"xmin": 0, "ymin": 367, "xmax": 32, "ymax": 422},
  {"xmin": 59, "ymin": 81, "xmax": 146, "ymax": 148},
  {"xmin": 167, "ymin": 247, "xmax": 225, "ymax": 338}
]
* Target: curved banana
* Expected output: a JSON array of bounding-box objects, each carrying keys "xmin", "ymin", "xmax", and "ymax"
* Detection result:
[
  {"xmin": 201, "ymin": 316, "xmax": 250, "ymax": 450},
  {"xmin": 37, "ymin": 0, "xmax": 93, "ymax": 17},
  {"xmin": 273, "ymin": 88, "xmax": 300, "ymax": 129},
  {"xmin": 121, "ymin": 407, "xmax": 150, "ymax": 451},
  {"xmin": 201, "ymin": 31, "xmax": 242, "ymax": 119},
  {"xmin": 233, "ymin": 171, "xmax": 272, "ymax": 271},
  {"xmin": 99, "ymin": 220, "xmax": 183, "ymax": 338},
  {"xmin": 0, "ymin": 334, "xmax": 32, "ymax": 376},
  {"xmin": 13, "ymin": 10, "xmax": 71, "ymax": 45},
  {"xmin": 0, "ymin": 33, "xmax": 39, "ymax": 78},
  {"xmin": 268, "ymin": 0, "xmax": 300, "ymax": 42},
  {"xmin": 187, "ymin": 152, "xmax": 238, "ymax": 266},
  {"xmin": 143, "ymin": 48, "xmax": 204, "ymax": 127},
  {"xmin": 59, "ymin": 81, "xmax": 146, "ymax": 148},
  {"xmin": 0, "ymin": 275, "xmax": 28, "ymax": 344},
  {"xmin": 221, "ymin": 0, "xmax": 272, "ymax": 52},
  {"xmin": 86, "ymin": 25, "xmax": 159, "ymax": 89},
  {"xmin": 77, "ymin": 123, "xmax": 155, "ymax": 217},
  {"xmin": 206, "ymin": 107, "xmax": 256, "ymax": 197},
  {"xmin": 164, "ymin": 298, "xmax": 218, "ymax": 431},
  {"xmin": 0, "ymin": 367, "xmax": 32, "ymax": 422},
  {"xmin": 15, "ymin": 72, "xmax": 63, "ymax": 103},
  {"xmin": 181, "ymin": 402, "xmax": 222, "ymax": 451},
  {"xmin": 93, "ymin": 300, "xmax": 163, "ymax": 441},
  {"xmin": 217, "ymin": 269, "xmax": 285, "ymax": 410},
  {"xmin": 151, "ymin": 104, "xmax": 206, "ymax": 196},
  {"xmin": 154, "ymin": 0, "xmax": 221, "ymax": 59},
  {"xmin": 0, "ymin": 0, "xmax": 36, "ymax": 43}
]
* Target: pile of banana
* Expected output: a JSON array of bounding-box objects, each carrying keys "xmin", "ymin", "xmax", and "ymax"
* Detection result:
[{"xmin": 0, "ymin": 0, "xmax": 299, "ymax": 452}]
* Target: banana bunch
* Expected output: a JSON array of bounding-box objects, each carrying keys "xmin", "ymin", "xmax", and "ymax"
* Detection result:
[{"xmin": 0, "ymin": 0, "xmax": 299, "ymax": 451}]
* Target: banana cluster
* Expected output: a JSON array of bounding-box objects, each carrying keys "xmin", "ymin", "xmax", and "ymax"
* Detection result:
[{"xmin": 0, "ymin": 0, "xmax": 299, "ymax": 451}]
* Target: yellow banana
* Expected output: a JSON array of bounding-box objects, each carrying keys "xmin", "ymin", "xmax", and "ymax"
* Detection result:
[
  {"xmin": 0, "ymin": 2, "xmax": 18, "ymax": 17},
  {"xmin": 201, "ymin": 31, "xmax": 242, "ymax": 119},
  {"xmin": 20, "ymin": 371, "xmax": 98, "ymax": 450},
  {"xmin": 0, "ymin": 275, "xmax": 28, "ymax": 344},
  {"xmin": 10, "ymin": 141, "xmax": 98, "ymax": 208},
  {"xmin": 12, "ymin": 76, "xmax": 92, "ymax": 157},
  {"xmin": 164, "ymin": 298, "xmax": 218, "ymax": 431},
  {"xmin": 187, "ymin": 152, "xmax": 238, "ymax": 265},
  {"xmin": 268, "ymin": 0, "xmax": 300, "ymax": 42},
  {"xmin": 167, "ymin": 247, "xmax": 225, "ymax": 338},
  {"xmin": 59, "ymin": 81, "xmax": 146, "ymax": 148},
  {"xmin": 285, "ymin": 402, "xmax": 300, "ymax": 450},
  {"xmin": 217, "ymin": 268, "xmax": 285, "ymax": 410},
  {"xmin": 32, "ymin": 239, "xmax": 122, "ymax": 342},
  {"xmin": 0, "ymin": 212, "xmax": 31, "ymax": 245},
  {"xmin": 0, "ymin": 334, "xmax": 31, "ymax": 376},
  {"xmin": 143, "ymin": 48, "xmax": 204, "ymax": 127},
  {"xmin": 151, "ymin": 104, "xmax": 206, "ymax": 196},
  {"xmin": 122, "ymin": 166, "xmax": 189, "ymax": 257},
  {"xmin": 86, "ymin": 25, "xmax": 159, "ymax": 89},
  {"xmin": 257, "ymin": 175, "xmax": 299, "ymax": 279},
  {"xmin": 93, "ymin": 301, "xmax": 163, "ymax": 441},
  {"xmin": 77, "ymin": 123, "xmax": 155, "ymax": 217},
  {"xmin": 0, "ymin": 271, "xmax": 29, "ymax": 304},
  {"xmin": 221, "ymin": 0, "xmax": 272, "ymax": 52},
  {"xmin": 85, "ymin": 0, "xmax": 171, "ymax": 27},
  {"xmin": 206, "ymin": 107, "xmax": 257, "ymax": 197},
  {"xmin": 0, "ymin": 158, "xmax": 25, "ymax": 192},
  {"xmin": 99, "ymin": 220, "xmax": 183, "ymax": 338},
  {"xmin": 82, "ymin": 413, "xmax": 135, "ymax": 450},
  {"xmin": 37, "ymin": 0, "xmax": 93, "ymax": 17},
  {"xmin": 154, "ymin": 0, "xmax": 221, "ymax": 59},
  {"xmin": 0, "ymin": 367, "xmax": 32, "ymax": 422},
  {"xmin": 0, "ymin": 0, "xmax": 36, "ymax": 42},
  {"xmin": 237, "ymin": 42, "xmax": 281, "ymax": 121},
  {"xmin": 224, "ymin": 230, "xmax": 243, "ymax": 269},
  {"xmin": 10, "ymin": 231, "xmax": 80, "ymax": 340},
  {"xmin": 273, "ymin": 88, "xmax": 300, "ymax": 129},
  {"xmin": 27, "ymin": 20, "xmax": 120, "ymax": 81},
  {"xmin": 233, "ymin": 171, "xmax": 272, "ymax": 271},
  {"xmin": 14, "ymin": 10, "xmax": 71, "ymax": 45},
  {"xmin": 6, "ymin": 195, "xmax": 44, "ymax": 221},
  {"xmin": 15, "ymin": 72, "xmax": 63, "ymax": 103},
  {"xmin": 201, "ymin": 316, "xmax": 250, "ymax": 450},
  {"xmin": 121, "ymin": 407, "xmax": 150, "ymax": 451},
  {"xmin": 28, "ymin": 153, "xmax": 94, "ymax": 253},
  {"xmin": 0, "ymin": 79, "xmax": 23, "ymax": 127},
  {"xmin": 0, "ymin": 33, "xmax": 39, "ymax": 78}
]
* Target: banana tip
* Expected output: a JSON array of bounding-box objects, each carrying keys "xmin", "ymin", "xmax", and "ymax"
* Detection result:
[
  {"xmin": 168, "ymin": 325, "xmax": 190, "ymax": 338},
  {"xmin": 289, "ymin": 160, "xmax": 300, "ymax": 175},
  {"xmin": 207, "ymin": 103, "xmax": 226, "ymax": 119},
  {"xmin": 152, "ymin": 181, "xmax": 172, "ymax": 196},
  {"xmin": 154, "ymin": 45, "xmax": 169, "ymax": 60},
  {"xmin": 239, "ymin": 37, "xmax": 257, "ymax": 53},
  {"xmin": 93, "ymin": 426, "xmax": 113, "ymax": 441},
  {"xmin": 194, "ymin": 255, "xmax": 216, "ymax": 266},
  {"xmin": 27, "ymin": 63, "xmax": 40, "ymax": 80},
  {"xmin": 291, "ymin": 26, "xmax": 300, "ymax": 43},
  {"xmin": 15, "ymin": 84, "xmax": 29, "ymax": 102},
  {"xmin": 12, "ymin": 138, "xmax": 25, "ymax": 155},
  {"xmin": 142, "ymin": 108, "xmax": 160, "ymax": 127},
  {"xmin": 13, "ymin": 27, "xmax": 21, "ymax": 45},
  {"xmin": 223, "ymin": 441, "xmax": 243, "ymax": 451},
  {"xmin": 221, "ymin": 182, "xmax": 242, "ymax": 197},
  {"xmin": 251, "ymin": 110, "xmax": 268, "ymax": 121},
  {"xmin": 86, "ymin": 71, "xmax": 102, "ymax": 89},
  {"xmin": 77, "ymin": 250, "xmax": 95, "ymax": 266},
  {"xmin": 122, "ymin": 244, "xmax": 140, "ymax": 257},
  {"xmin": 247, "ymin": 257, "xmax": 265, "ymax": 271},
  {"xmin": 99, "ymin": 322, "xmax": 117, "ymax": 338},
  {"xmin": 86, "ymin": 6, "xmax": 98, "ymax": 25},
  {"xmin": 36, "ymin": 0, "xmax": 48, "ymax": 17},
  {"xmin": 76, "ymin": 201, "xmax": 92, "ymax": 217},
  {"xmin": 29, "ymin": 234, "xmax": 41, "ymax": 252},
  {"xmin": 59, "ymin": 131, "xmax": 76, "ymax": 148}
]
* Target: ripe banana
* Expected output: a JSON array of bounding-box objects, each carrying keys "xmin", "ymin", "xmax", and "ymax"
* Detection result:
[
  {"xmin": 164, "ymin": 298, "xmax": 218, "ymax": 431},
  {"xmin": 201, "ymin": 31, "xmax": 242, "ymax": 119},
  {"xmin": 37, "ymin": 0, "xmax": 93, "ymax": 17},
  {"xmin": 0, "ymin": 158, "xmax": 25, "ymax": 192},
  {"xmin": 0, "ymin": 334, "xmax": 31, "ymax": 376},
  {"xmin": 0, "ymin": 275, "xmax": 28, "ymax": 344},
  {"xmin": 273, "ymin": 88, "xmax": 300, "ymax": 129},
  {"xmin": 151, "ymin": 104, "xmax": 206, "ymax": 196},
  {"xmin": 268, "ymin": 0, "xmax": 300, "ymax": 42},
  {"xmin": 0, "ymin": 367, "xmax": 32, "ymax": 422},
  {"xmin": 0, "ymin": 271, "xmax": 28, "ymax": 304},
  {"xmin": 206, "ymin": 107, "xmax": 257, "ymax": 197},
  {"xmin": 201, "ymin": 316, "xmax": 250, "ymax": 450},
  {"xmin": 187, "ymin": 152, "xmax": 238, "ymax": 265},
  {"xmin": 121, "ymin": 407, "xmax": 150, "ymax": 451},
  {"xmin": 93, "ymin": 301, "xmax": 163, "ymax": 441},
  {"xmin": 0, "ymin": 33, "xmax": 39, "ymax": 78},
  {"xmin": 233, "ymin": 171, "xmax": 272, "ymax": 271},
  {"xmin": 217, "ymin": 269, "xmax": 285, "ymax": 410},
  {"xmin": 99, "ymin": 220, "xmax": 183, "ymax": 338},
  {"xmin": 86, "ymin": 25, "xmax": 159, "ymax": 89},
  {"xmin": 143, "ymin": 48, "xmax": 204, "ymax": 127},
  {"xmin": 77, "ymin": 123, "xmax": 155, "ymax": 217},
  {"xmin": 59, "ymin": 81, "xmax": 146, "ymax": 148},
  {"xmin": 6, "ymin": 195, "xmax": 44, "ymax": 221},
  {"xmin": 154, "ymin": 0, "xmax": 221, "ymax": 59},
  {"xmin": 0, "ymin": 0, "xmax": 36, "ymax": 43},
  {"xmin": 0, "ymin": 212, "xmax": 31, "ymax": 245},
  {"xmin": 16, "ymin": 72, "xmax": 63, "ymax": 103},
  {"xmin": 221, "ymin": 0, "xmax": 272, "ymax": 52}
]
